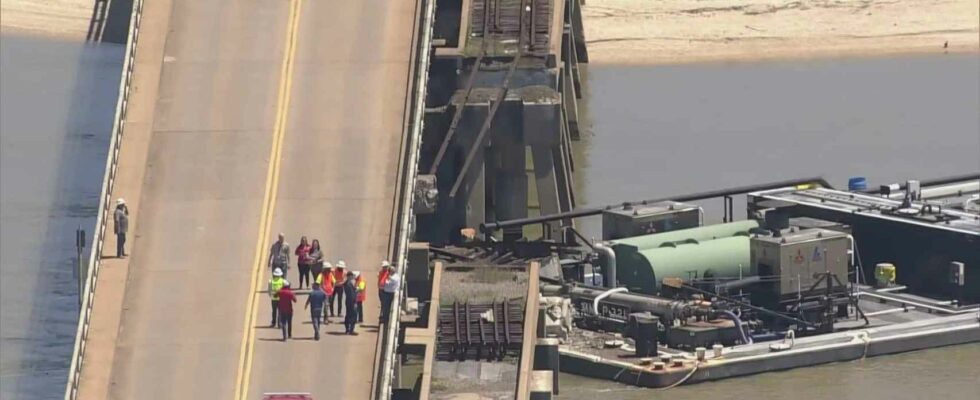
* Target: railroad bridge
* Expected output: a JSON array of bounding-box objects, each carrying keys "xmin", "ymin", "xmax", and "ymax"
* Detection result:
[{"xmin": 66, "ymin": 0, "xmax": 585, "ymax": 399}]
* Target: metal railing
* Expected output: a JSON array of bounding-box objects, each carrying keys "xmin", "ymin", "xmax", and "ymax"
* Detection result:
[
  {"xmin": 64, "ymin": 1, "xmax": 145, "ymax": 399},
  {"xmin": 373, "ymin": 0, "xmax": 436, "ymax": 398}
]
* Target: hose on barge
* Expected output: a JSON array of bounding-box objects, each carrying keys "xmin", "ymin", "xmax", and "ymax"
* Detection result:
[{"xmin": 718, "ymin": 310, "xmax": 753, "ymax": 345}]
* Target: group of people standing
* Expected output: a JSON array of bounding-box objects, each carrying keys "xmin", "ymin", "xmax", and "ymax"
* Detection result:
[{"xmin": 266, "ymin": 234, "xmax": 400, "ymax": 341}]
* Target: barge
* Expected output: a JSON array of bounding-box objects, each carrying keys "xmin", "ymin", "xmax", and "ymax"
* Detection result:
[{"xmin": 466, "ymin": 175, "xmax": 980, "ymax": 390}]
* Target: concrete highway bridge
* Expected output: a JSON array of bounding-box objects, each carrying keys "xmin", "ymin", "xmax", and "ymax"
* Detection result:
[
  {"xmin": 64, "ymin": 0, "xmax": 585, "ymax": 398},
  {"xmin": 65, "ymin": 0, "xmax": 428, "ymax": 398}
]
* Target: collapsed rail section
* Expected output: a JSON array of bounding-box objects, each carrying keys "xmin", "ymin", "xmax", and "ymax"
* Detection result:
[
  {"xmin": 414, "ymin": 0, "xmax": 588, "ymax": 245},
  {"xmin": 398, "ymin": 261, "xmax": 545, "ymax": 400},
  {"xmin": 437, "ymin": 300, "xmax": 526, "ymax": 361}
]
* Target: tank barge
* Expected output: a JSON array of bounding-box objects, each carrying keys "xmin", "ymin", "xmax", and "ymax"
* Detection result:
[{"xmin": 469, "ymin": 174, "xmax": 980, "ymax": 389}]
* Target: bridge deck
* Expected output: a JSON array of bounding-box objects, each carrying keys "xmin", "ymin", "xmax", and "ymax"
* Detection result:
[{"xmin": 76, "ymin": 0, "xmax": 418, "ymax": 398}]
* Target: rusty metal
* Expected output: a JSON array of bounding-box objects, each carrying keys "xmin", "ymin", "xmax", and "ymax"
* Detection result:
[
  {"xmin": 448, "ymin": 0, "xmax": 528, "ymax": 198},
  {"xmin": 438, "ymin": 300, "xmax": 524, "ymax": 361},
  {"xmin": 428, "ymin": 0, "xmax": 493, "ymax": 174}
]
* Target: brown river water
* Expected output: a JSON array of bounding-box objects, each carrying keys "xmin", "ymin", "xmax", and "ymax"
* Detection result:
[{"xmin": 563, "ymin": 56, "xmax": 980, "ymax": 399}]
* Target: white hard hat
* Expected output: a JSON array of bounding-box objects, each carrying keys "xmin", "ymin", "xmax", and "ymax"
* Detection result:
[
  {"xmin": 323, "ymin": 261, "xmax": 333, "ymax": 268},
  {"xmin": 354, "ymin": 271, "xmax": 361, "ymax": 277},
  {"xmin": 337, "ymin": 260, "xmax": 346, "ymax": 268},
  {"xmin": 117, "ymin": 198, "xmax": 125, "ymax": 205},
  {"xmin": 381, "ymin": 260, "xmax": 392, "ymax": 268},
  {"xmin": 272, "ymin": 268, "xmax": 283, "ymax": 277}
]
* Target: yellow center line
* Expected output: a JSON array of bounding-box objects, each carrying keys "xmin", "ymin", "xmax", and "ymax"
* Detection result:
[{"xmin": 233, "ymin": 0, "xmax": 304, "ymax": 398}]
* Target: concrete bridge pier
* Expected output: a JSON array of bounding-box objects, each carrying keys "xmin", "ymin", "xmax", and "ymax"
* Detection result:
[{"xmin": 413, "ymin": 0, "xmax": 587, "ymax": 245}]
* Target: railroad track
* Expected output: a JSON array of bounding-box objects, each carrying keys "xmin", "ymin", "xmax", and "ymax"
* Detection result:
[{"xmin": 436, "ymin": 300, "xmax": 525, "ymax": 361}]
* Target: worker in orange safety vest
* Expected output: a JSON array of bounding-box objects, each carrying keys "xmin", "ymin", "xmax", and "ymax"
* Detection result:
[
  {"xmin": 315, "ymin": 261, "xmax": 335, "ymax": 322},
  {"xmin": 377, "ymin": 260, "xmax": 392, "ymax": 303}
]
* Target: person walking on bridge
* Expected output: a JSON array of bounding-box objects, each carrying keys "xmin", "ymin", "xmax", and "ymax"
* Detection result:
[
  {"xmin": 343, "ymin": 271, "xmax": 358, "ymax": 335},
  {"xmin": 309, "ymin": 239, "xmax": 324, "ymax": 280},
  {"xmin": 295, "ymin": 236, "xmax": 312, "ymax": 289},
  {"xmin": 304, "ymin": 282, "xmax": 327, "ymax": 340},
  {"xmin": 331, "ymin": 260, "xmax": 348, "ymax": 317},
  {"xmin": 268, "ymin": 268, "xmax": 286, "ymax": 327},
  {"xmin": 278, "ymin": 281, "xmax": 297, "ymax": 341},
  {"xmin": 268, "ymin": 233, "xmax": 291, "ymax": 279},
  {"xmin": 113, "ymin": 198, "xmax": 129, "ymax": 258},
  {"xmin": 315, "ymin": 262, "xmax": 335, "ymax": 323}
]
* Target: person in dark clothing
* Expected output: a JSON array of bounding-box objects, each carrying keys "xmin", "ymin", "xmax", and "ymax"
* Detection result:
[
  {"xmin": 305, "ymin": 282, "xmax": 327, "ymax": 340},
  {"xmin": 343, "ymin": 272, "xmax": 359, "ymax": 335},
  {"xmin": 295, "ymin": 236, "xmax": 311, "ymax": 289},
  {"xmin": 278, "ymin": 282, "xmax": 297, "ymax": 341},
  {"xmin": 113, "ymin": 198, "xmax": 129, "ymax": 258}
]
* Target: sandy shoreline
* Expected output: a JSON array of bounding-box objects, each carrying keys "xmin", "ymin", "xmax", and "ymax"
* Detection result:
[
  {"xmin": 1, "ymin": 0, "xmax": 95, "ymax": 40},
  {"xmin": 582, "ymin": 0, "xmax": 980, "ymax": 65}
]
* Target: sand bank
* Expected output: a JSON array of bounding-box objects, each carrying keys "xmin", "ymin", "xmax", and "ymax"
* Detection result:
[
  {"xmin": 1, "ymin": 0, "xmax": 96, "ymax": 40},
  {"xmin": 582, "ymin": 0, "xmax": 980, "ymax": 65}
]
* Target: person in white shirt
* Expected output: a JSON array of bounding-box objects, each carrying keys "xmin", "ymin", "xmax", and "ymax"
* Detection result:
[{"xmin": 380, "ymin": 265, "xmax": 401, "ymax": 324}]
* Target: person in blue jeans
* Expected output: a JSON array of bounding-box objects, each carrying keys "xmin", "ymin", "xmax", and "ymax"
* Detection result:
[
  {"xmin": 305, "ymin": 282, "xmax": 327, "ymax": 340},
  {"xmin": 277, "ymin": 282, "xmax": 297, "ymax": 341}
]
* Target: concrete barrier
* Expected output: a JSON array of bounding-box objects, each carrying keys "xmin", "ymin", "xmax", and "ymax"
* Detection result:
[
  {"xmin": 372, "ymin": 0, "xmax": 437, "ymax": 398},
  {"xmin": 63, "ymin": 2, "xmax": 144, "ymax": 399}
]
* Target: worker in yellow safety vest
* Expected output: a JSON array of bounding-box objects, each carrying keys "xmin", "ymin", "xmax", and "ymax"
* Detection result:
[
  {"xmin": 354, "ymin": 271, "xmax": 366, "ymax": 324},
  {"xmin": 268, "ymin": 268, "xmax": 286, "ymax": 327}
]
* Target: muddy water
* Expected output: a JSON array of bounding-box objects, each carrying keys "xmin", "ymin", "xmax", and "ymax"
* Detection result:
[
  {"xmin": 562, "ymin": 55, "xmax": 980, "ymax": 398},
  {"xmin": 0, "ymin": 34, "xmax": 123, "ymax": 399}
]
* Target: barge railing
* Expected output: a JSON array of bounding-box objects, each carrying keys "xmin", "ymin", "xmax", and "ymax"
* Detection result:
[{"xmin": 482, "ymin": 176, "xmax": 834, "ymax": 233}]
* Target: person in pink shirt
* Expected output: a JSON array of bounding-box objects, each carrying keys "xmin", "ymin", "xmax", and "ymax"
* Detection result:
[{"xmin": 294, "ymin": 236, "xmax": 312, "ymax": 289}]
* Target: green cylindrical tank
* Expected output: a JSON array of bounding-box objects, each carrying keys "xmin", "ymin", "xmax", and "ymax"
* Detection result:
[
  {"xmin": 618, "ymin": 236, "xmax": 751, "ymax": 294},
  {"xmin": 610, "ymin": 220, "xmax": 758, "ymax": 259}
]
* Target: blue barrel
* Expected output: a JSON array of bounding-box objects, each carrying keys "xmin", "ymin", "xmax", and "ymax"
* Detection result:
[{"xmin": 848, "ymin": 177, "xmax": 867, "ymax": 191}]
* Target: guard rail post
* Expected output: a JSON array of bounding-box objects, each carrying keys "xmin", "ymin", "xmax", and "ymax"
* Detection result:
[
  {"xmin": 63, "ymin": 2, "xmax": 145, "ymax": 399},
  {"xmin": 372, "ymin": 0, "xmax": 436, "ymax": 398}
]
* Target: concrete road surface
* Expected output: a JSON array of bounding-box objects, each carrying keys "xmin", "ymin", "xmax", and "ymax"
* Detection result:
[{"xmin": 75, "ymin": 0, "xmax": 417, "ymax": 398}]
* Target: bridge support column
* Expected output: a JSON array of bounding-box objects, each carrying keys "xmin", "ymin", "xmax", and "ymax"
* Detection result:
[
  {"xmin": 525, "ymin": 100, "xmax": 564, "ymax": 241},
  {"xmin": 454, "ymin": 100, "xmax": 489, "ymax": 234}
]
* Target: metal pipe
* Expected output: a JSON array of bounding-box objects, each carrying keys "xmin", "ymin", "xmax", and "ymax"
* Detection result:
[
  {"xmin": 863, "ymin": 172, "xmax": 980, "ymax": 194},
  {"xmin": 482, "ymin": 176, "xmax": 834, "ymax": 232},
  {"xmin": 593, "ymin": 287, "xmax": 628, "ymax": 317},
  {"xmin": 847, "ymin": 235, "xmax": 858, "ymax": 284},
  {"xmin": 594, "ymin": 242, "xmax": 616, "ymax": 288},
  {"xmin": 540, "ymin": 284, "xmax": 698, "ymax": 321},
  {"xmin": 884, "ymin": 180, "xmax": 979, "ymax": 200},
  {"xmin": 714, "ymin": 276, "xmax": 762, "ymax": 293},
  {"xmin": 856, "ymin": 291, "xmax": 980, "ymax": 314}
]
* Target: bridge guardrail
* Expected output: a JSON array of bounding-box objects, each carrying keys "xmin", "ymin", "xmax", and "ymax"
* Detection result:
[
  {"xmin": 64, "ymin": 1, "xmax": 145, "ymax": 399},
  {"xmin": 373, "ymin": 0, "xmax": 436, "ymax": 398}
]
